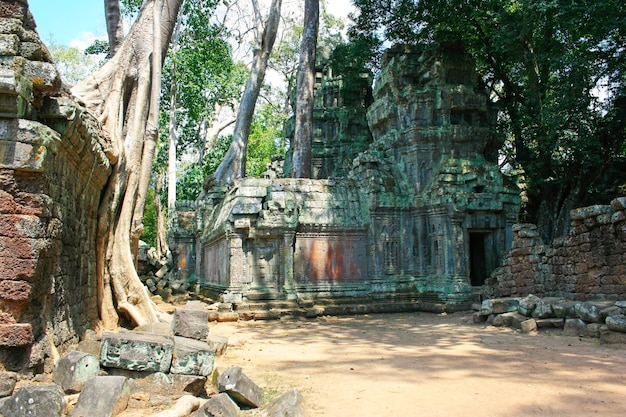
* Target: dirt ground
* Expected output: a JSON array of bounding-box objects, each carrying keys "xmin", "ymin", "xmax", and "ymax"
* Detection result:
[{"xmin": 209, "ymin": 311, "xmax": 626, "ymax": 417}]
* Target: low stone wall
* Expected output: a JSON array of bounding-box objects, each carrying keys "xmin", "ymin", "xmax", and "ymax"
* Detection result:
[
  {"xmin": 0, "ymin": 0, "xmax": 110, "ymax": 372},
  {"xmin": 487, "ymin": 197, "xmax": 626, "ymax": 300},
  {"xmin": 474, "ymin": 295, "xmax": 626, "ymax": 343}
]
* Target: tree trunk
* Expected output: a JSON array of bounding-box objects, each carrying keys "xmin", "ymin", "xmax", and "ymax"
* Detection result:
[
  {"xmin": 210, "ymin": 0, "xmax": 282, "ymax": 185},
  {"xmin": 104, "ymin": 0, "xmax": 124, "ymax": 57},
  {"xmin": 291, "ymin": 0, "xmax": 319, "ymax": 178},
  {"xmin": 72, "ymin": 0, "xmax": 183, "ymax": 329}
]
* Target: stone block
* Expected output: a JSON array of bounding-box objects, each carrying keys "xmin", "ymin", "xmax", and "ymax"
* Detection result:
[
  {"xmin": 72, "ymin": 376, "xmax": 130, "ymax": 417},
  {"xmin": 261, "ymin": 388, "xmax": 305, "ymax": 417},
  {"xmin": 185, "ymin": 300, "xmax": 210, "ymax": 311},
  {"xmin": 0, "ymin": 371, "xmax": 17, "ymax": 398},
  {"xmin": 480, "ymin": 298, "xmax": 519, "ymax": 315},
  {"xmin": 587, "ymin": 323, "xmax": 603, "ymax": 338},
  {"xmin": 600, "ymin": 325, "xmax": 626, "ymax": 344},
  {"xmin": 172, "ymin": 308, "xmax": 209, "ymax": 341},
  {"xmin": 118, "ymin": 371, "xmax": 207, "ymax": 397},
  {"xmin": 0, "ymin": 279, "xmax": 31, "ymax": 301},
  {"xmin": 599, "ymin": 306, "xmax": 622, "ymax": 321},
  {"xmin": 574, "ymin": 301, "xmax": 614, "ymax": 323},
  {"xmin": 192, "ymin": 392, "xmax": 240, "ymax": 417},
  {"xmin": 562, "ymin": 318, "xmax": 587, "ymax": 337},
  {"xmin": 76, "ymin": 340, "xmax": 101, "ymax": 357},
  {"xmin": 531, "ymin": 299, "xmax": 554, "ymax": 319},
  {"xmin": 518, "ymin": 294, "xmax": 540, "ymax": 316},
  {"xmin": 52, "ymin": 350, "xmax": 100, "ymax": 394},
  {"xmin": 552, "ymin": 301, "xmax": 575, "ymax": 318},
  {"xmin": 207, "ymin": 334, "xmax": 229, "ymax": 356},
  {"xmin": 505, "ymin": 312, "xmax": 528, "ymax": 329},
  {"xmin": 170, "ymin": 337, "xmax": 215, "ymax": 376},
  {"xmin": 535, "ymin": 318, "xmax": 564, "ymax": 329},
  {"xmin": 0, "ymin": 384, "xmax": 65, "ymax": 417},
  {"xmin": 472, "ymin": 312, "xmax": 488, "ymax": 323},
  {"xmin": 218, "ymin": 366, "xmax": 264, "ymax": 409},
  {"xmin": 605, "ymin": 314, "xmax": 626, "ymax": 333},
  {"xmin": 0, "ymin": 323, "xmax": 33, "ymax": 346},
  {"xmin": 521, "ymin": 319, "xmax": 537, "ymax": 333},
  {"xmin": 100, "ymin": 331, "xmax": 174, "ymax": 373}
]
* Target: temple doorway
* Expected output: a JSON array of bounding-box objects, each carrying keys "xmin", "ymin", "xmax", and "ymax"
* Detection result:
[{"xmin": 468, "ymin": 231, "xmax": 495, "ymax": 286}]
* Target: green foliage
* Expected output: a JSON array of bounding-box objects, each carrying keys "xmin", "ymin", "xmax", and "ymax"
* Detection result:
[
  {"xmin": 141, "ymin": 186, "xmax": 157, "ymax": 247},
  {"xmin": 47, "ymin": 42, "xmax": 100, "ymax": 84},
  {"xmin": 162, "ymin": 0, "xmax": 247, "ymax": 154},
  {"xmin": 351, "ymin": 0, "xmax": 626, "ymax": 239},
  {"xmin": 246, "ymin": 104, "xmax": 288, "ymax": 177},
  {"xmin": 85, "ymin": 39, "xmax": 110, "ymax": 59},
  {"xmin": 176, "ymin": 135, "xmax": 231, "ymax": 201}
]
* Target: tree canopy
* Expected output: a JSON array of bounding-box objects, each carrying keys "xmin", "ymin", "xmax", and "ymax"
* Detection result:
[{"xmin": 351, "ymin": 0, "xmax": 626, "ymax": 240}]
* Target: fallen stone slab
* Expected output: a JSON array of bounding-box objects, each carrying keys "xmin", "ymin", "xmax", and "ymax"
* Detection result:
[
  {"xmin": 100, "ymin": 331, "xmax": 174, "ymax": 372},
  {"xmin": 171, "ymin": 336, "xmax": 216, "ymax": 376},
  {"xmin": 0, "ymin": 384, "xmax": 65, "ymax": 417},
  {"xmin": 71, "ymin": 375, "xmax": 130, "ymax": 417},
  {"xmin": 552, "ymin": 300, "xmax": 576, "ymax": 319},
  {"xmin": 107, "ymin": 369, "xmax": 207, "ymax": 397},
  {"xmin": 207, "ymin": 334, "xmax": 229, "ymax": 356},
  {"xmin": 562, "ymin": 318, "xmax": 587, "ymax": 336},
  {"xmin": 492, "ymin": 311, "xmax": 524, "ymax": 328},
  {"xmin": 606, "ymin": 314, "xmax": 626, "ymax": 333},
  {"xmin": 192, "ymin": 392, "xmax": 240, "ymax": 417},
  {"xmin": 218, "ymin": 366, "xmax": 264, "ymax": 409},
  {"xmin": 587, "ymin": 323, "xmax": 603, "ymax": 338},
  {"xmin": 531, "ymin": 299, "xmax": 555, "ymax": 319},
  {"xmin": 53, "ymin": 350, "xmax": 100, "ymax": 394},
  {"xmin": 600, "ymin": 306, "xmax": 622, "ymax": 322},
  {"xmin": 260, "ymin": 388, "xmax": 305, "ymax": 417},
  {"xmin": 480, "ymin": 298, "xmax": 520, "ymax": 315},
  {"xmin": 518, "ymin": 294, "xmax": 540, "ymax": 316},
  {"xmin": 0, "ymin": 371, "xmax": 17, "ymax": 398},
  {"xmin": 521, "ymin": 318, "xmax": 537, "ymax": 333},
  {"xmin": 573, "ymin": 301, "xmax": 615, "ymax": 323},
  {"xmin": 600, "ymin": 325, "xmax": 626, "ymax": 344},
  {"xmin": 535, "ymin": 318, "xmax": 564, "ymax": 329},
  {"xmin": 472, "ymin": 311, "xmax": 488, "ymax": 323},
  {"xmin": 172, "ymin": 308, "xmax": 210, "ymax": 341}
]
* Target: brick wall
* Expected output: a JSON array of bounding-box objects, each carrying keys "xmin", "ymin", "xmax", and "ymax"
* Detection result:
[
  {"xmin": 0, "ymin": 0, "xmax": 110, "ymax": 372},
  {"xmin": 487, "ymin": 198, "xmax": 626, "ymax": 301}
]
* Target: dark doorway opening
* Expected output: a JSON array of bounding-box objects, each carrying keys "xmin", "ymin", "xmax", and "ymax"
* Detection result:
[{"xmin": 469, "ymin": 231, "xmax": 491, "ymax": 286}]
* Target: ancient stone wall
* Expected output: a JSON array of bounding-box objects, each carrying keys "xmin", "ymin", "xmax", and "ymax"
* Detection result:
[
  {"xmin": 0, "ymin": 0, "xmax": 110, "ymax": 372},
  {"xmin": 487, "ymin": 198, "xmax": 626, "ymax": 300}
]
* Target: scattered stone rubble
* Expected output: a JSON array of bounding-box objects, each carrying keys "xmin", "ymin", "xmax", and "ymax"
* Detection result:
[
  {"xmin": 473, "ymin": 295, "xmax": 626, "ymax": 343},
  {"xmin": 0, "ymin": 302, "xmax": 305, "ymax": 417},
  {"xmin": 138, "ymin": 241, "xmax": 195, "ymax": 302}
]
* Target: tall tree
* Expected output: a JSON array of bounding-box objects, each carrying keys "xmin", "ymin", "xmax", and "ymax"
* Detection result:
[
  {"xmin": 72, "ymin": 0, "xmax": 183, "ymax": 329},
  {"xmin": 210, "ymin": 0, "xmax": 283, "ymax": 185},
  {"xmin": 291, "ymin": 0, "xmax": 319, "ymax": 178},
  {"xmin": 104, "ymin": 0, "xmax": 124, "ymax": 56}
]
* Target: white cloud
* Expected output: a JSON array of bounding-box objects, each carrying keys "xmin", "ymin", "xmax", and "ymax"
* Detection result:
[{"xmin": 69, "ymin": 32, "xmax": 106, "ymax": 51}]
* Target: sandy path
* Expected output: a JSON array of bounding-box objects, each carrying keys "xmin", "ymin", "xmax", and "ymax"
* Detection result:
[{"xmin": 211, "ymin": 312, "xmax": 626, "ymax": 417}]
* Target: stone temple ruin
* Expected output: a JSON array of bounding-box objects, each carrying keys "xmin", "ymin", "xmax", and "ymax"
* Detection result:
[{"xmin": 172, "ymin": 45, "xmax": 521, "ymax": 313}]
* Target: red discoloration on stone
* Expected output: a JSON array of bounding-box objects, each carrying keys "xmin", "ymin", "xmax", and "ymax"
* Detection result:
[
  {"xmin": 0, "ymin": 323, "xmax": 33, "ymax": 346},
  {"xmin": 295, "ymin": 235, "xmax": 367, "ymax": 283}
]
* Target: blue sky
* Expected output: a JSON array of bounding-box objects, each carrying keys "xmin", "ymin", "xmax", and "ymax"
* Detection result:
[{"xmin": 29, "ymin": 0, "xmax": 107, "ymax": 48}]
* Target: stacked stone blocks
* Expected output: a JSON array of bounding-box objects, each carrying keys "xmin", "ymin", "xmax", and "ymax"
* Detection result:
[
  {"xmin": 0, "ymin": 0, "xmax": 110, "ymax": 371},
  {"xmin": 488, "ymin": 197, "xmax": 626, "ymax": 300}
]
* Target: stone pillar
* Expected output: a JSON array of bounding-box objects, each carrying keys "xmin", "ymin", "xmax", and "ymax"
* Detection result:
[
  {"xmin": 222, "ymin": 232, "xmax": 246, "ymax": 304},
  {"xmin": 282, "ymin": 231, "xmax": 296, "ymax": 300}
]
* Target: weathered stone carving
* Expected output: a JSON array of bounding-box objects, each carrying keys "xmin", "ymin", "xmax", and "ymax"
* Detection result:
[{"xmin": 183, "ymin": 45, "xmax": 520, "ymax": 312}]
